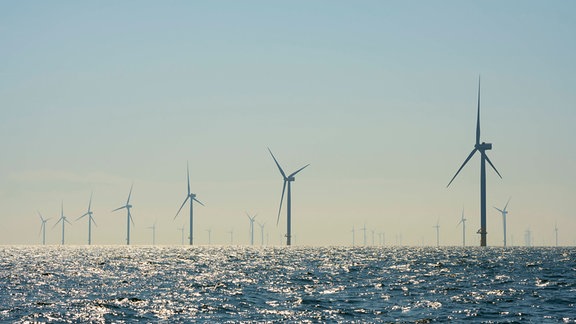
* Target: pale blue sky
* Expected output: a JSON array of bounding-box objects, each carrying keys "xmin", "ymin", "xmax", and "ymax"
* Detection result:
[{"xmin": 1, "ymin": 1, "xmax": 575, "ymax": 246}]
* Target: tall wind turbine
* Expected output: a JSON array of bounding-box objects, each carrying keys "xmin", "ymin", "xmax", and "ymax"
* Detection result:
[
  {"xmin": 447, "ymin": 77, "xmax": 503, "ymax": 247},
  {"xmin": 433, "ymin": 221, "xmax": 440, "ymax": 247},
  {"xmin": 77, "ymin": 192, "xmax": 96, "ymax": 245},
  {"xmin": 112, "ymin": 184, "xmax": 135, "ymax": 245},
  {"xmin": 147, "ymin": 221, "xmax": 157, "ymax": 245},
  {"xmin": 53, "ymin": 201, "xmax": 71, "ymax": 245},
  {"xmin": 246, "ymin": 213, "xmax": 257, "ymax": 246},
  {"xmin": 268, "ymin": 148, "xmax": 309, "ymax": 246},
  {"xmin": 554, "ymin": 223, "xmax": 559, "ymax": 247},
  {"xmin": 494, "ymin": 197, "xmax": 511, "ymax": 247},
  {"xmin": 174, "ymin": 162, "xmax": 204, "ymax": 245},
  {"xmin": 351, "ymin": 226, "xmax": 356, "ymax": 246},
  {"xmin": 38, "ymin": 212, "xmax": 50, "ymax": 245},
  {"xmin": 457, "ymin": 208, "xmax": 467, "ymax": 246},
  {"xmin": 258, "ymin": 222, "xmax": 266, "ymax": 246}
]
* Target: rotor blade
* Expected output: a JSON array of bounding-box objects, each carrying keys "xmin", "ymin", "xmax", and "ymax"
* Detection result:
[
  {"xmin": 65, "ymin": 218, "xmax": 72, "ymax": 225},
  {"xmin": 91, "ymin": 216, "xmax": 97, "ymax": 227},
  {"xmin": 52, "ymin": 218, "xmax": 62, "ymax": 229},
  {"xmin": 193, "ymin": 197, "xmax": 205, "ymax": 207},
  {"xmin": 276, "ymin": 180, "xmax": 287, "ymax": 226},
  {"xmin": 88, "ymin": 191, "xmax": 93, "ymax": 212},
  {"xmin": 476, "ymin": 75, "xmax": 481, "ymax": 146},
  {"xmin": 112, "ymin": 205, "xmax": 126, "ymax": 212},
  {"xmin": 76, "ymin": 213, "xmax": 89, "ymax": 221},
  {"xmin": 268, "ymin": 147, "xmax": 287, "ymax": 179},
  {"xmin": 128, "ymin": 209, "xmax": 135, "ymax": 226},
  {"xmin": 127, "ymin": 183, "xmax": 133, "ymax": 204},
  {"xmin": 174, "ymin": 196, "xmax": 190, "ymax": 220},
  {"xmin": 38, "ymin": 211, "xmax": 44, "ymax": 222},
  {"xmin": 494, "ymin": 207, "xmax": 504, "ymax": 213},
  {"xmin": 504, "ymin": 197, "xmax": 511, "ymax": 211},
  {"xmin": 38, "ymin": 223, "xmax": 43, "ymax": 235},
  {"xmin": 289, "ymin": 164, "xmax": 310, "ymax": 178},
  {"xmin": 483, "ymin": 152, "xmax": 502, "ymax": 179},
  {"xmin": 447, "ymin": 148, "xmax": 478, "ymax": 187},
  {"xmin": 187, "ymin": 162, "xmax": 191, "ymax": 195}
]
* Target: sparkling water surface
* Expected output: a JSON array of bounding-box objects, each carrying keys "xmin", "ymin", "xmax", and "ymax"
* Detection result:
[{"xmin": 1, "ymin": 246, "xmax": 575, "ymax": 323}]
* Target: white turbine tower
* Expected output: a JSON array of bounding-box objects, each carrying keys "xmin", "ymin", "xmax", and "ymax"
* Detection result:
[
  {"xmin": 258, "ymin": 222, "xmax": 266, "ymax": 246},
  {"xmin": 268, "ymin": 148, "xmax": 309, "ymax": 246},
  {"xmin": 53, "ymin": 201, "xmax": 71, "ymax": 245},
  {"xmin": 246, "ymin": 213, "xmax": 257, "ymax": 246},
  {"xmin": 494, "ymin": 197, "xmax": 511, "ymax": 247},
  {"xmin": 554, "ymin": 223, "xmax": 559, "ymax": 247},
  {"xmin": 174, "ymin": 162, "xmax": 204, "ymax": 245},
  {"xmin": 147, "ymin": 221, "xmax": 157, "ymax": 245},
  {"xmin": 433, "ymin": 220, "xmax": 440, "ymax": 247},
  {"xmin": 112, "ymin": 184, "xmax": 135, "ymax": 245},
  {"xmin": 457, "ymin": 209, "xmax": 467, "ymax": 246},
  {"xmin": 206, "ymin": 228, "xmax": 212, "ymax": 245},
  {"xmin": 77, "ymin": 192, "xmax": 96, "ymax": 245},
  {"xmin": 38, "ymin": 211, "xmax": 50, "ymax": 245}
]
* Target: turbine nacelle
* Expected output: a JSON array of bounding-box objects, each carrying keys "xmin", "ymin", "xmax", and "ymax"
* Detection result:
[
  {"xmin": 475, "ymin": 142, "xmax": 492, "ymax": 150},
  {"xmin": 287, "ymin": 176, "xmax": 295, "ymax": 182}
]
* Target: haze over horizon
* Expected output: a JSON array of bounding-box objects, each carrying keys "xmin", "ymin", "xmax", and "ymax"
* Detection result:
[{"xmin": 1, "ymin": 1, "xmax": 575, "ymax": 246}]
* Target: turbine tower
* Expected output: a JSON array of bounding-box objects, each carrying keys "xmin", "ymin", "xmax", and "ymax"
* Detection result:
[
  {"xmin": 268, "ymin": 148, "xmax": 309, "ymax": 246},
  {"xmin": 38, "ymin": 212, "xmax": 50, "ymax": 245},
  {"xmin": 112, "ymin": 184, "xmax": 135, "ymax": 245},
  {"xmin": 351, "ymin": 226, "xmax": 355, "ymax": 246},
  {"xmin": 258, "ymin": 222, "xmax": 266, "ymax": 246},
  {"xmin": 246, "ymin": 213, "xmax": 257, "ymax": 246},
  {"xmin": 457, "ymin": 208, "xmax": 467, "ymax": 246},
  {"xmin": 53, "ymin": 201, "xmax": 71, "ymax": 245},
  {"xmin": 178, "ymin": 226, "xmax": 184, "ymax": 245},
  {"xmin": 361, "ymin": 224, "xmax": 367, "ymax": 246},
  {"xmin": 447, "ymin": 77, "xmax": 503, "ymax": 247},
  {"xmin": 174, "ymin": 162, "xmax": 204, "ymax": 245},
  {"xmin": 77, "ymin": 192, "xmax": 96, "ymax": 245},
  {"xmin": 494, "ymin": 197, "xmax": 511, "ymax": 247},
  {"xmin": 554, "ymin": 223, "xmax": 559, "ymax": 247},
  {"xmin": 206, "ymin": 228, "xmax": 212, "ymax": 245},
  {"xmin": 147, "ymin": 221, "xmax": 157, "ymax": 245},
  {"xmin": 433, "ymin": 221, "xmax": 440, "ymax": 247}
]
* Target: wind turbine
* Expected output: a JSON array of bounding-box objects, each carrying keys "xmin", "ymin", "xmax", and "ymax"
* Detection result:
[
  {"xmin": 206, "ymin": 228, "xmax": 212, "ymax": 245},
  {"xmin": 174, "ymin": 162, "xmax": 204, "ymax": 245},
  {"xmin": 178, "ymin": 226, "xmax": 184, "ymax": 245},
  {"xmin": 447, "ymin": 77, "xmax": 503, "ymax": 247},
  {"xmin": 433, "ymin": 221, "xmax": 440, "ymax": 247},
  {"xmin": 53, "ymin": 201, "xmax": 71, "ymax": 245},
  {"xmin": 228, "ymin": 229, "xmax": 234, "ymax": 245},
  {"xmin": 457, "ymin": 208, "xmax": 467, "ymax": 246},
  {"xmin": 554, "ymin": 223, "xmax": 559, "ymax": 247},
  {"xmin": 147, "ymin": 221, "xmax": 156, "ymax": 245},
  {"xmin": 361, "ymin": 224, "xmax": 367, "ymax": 246},
  {"xmin": 268, "ymin": 148, "xmax": 309, "ymax": 246},
  {"xmin": 246, "ymin": 213, "xmax": 257, "ymax": 246},
  {"xmin": 112, "ymin": 184, "xmax": 135, "ymax": 245},
  {"xmin": 38, "ymin": 211, "xmax": 50, "ymax": 245},
  {"xmin": 494, "ymin": 197, "xmax": 511, "ymax": 247},
  {"xmin": 258, "ymin": 222, "xmax": 266, "ymax": 246},
  {"xmin": 77, "ymin": 192, "xmax": 96, "ymax": 245},
  {"xmin": 351, "ymin": 226, "xmax": 355, "ymax": 246}
]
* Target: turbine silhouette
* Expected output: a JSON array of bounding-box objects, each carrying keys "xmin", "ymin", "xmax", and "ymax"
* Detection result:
[
  {"xmin": 174, "ymin": 162, "xmax": 204, "ymax": 245},
  {"xmin": 77, "ymin": 192, "xmax": 96, "ymax": 245},
  {"xmin": 554, "ymin": 222, "xmax": 558, "ymax": 247},
  {"xmin": 268, "ymin": 148, "xmax": 309, "ymax": 246},
  {"xmin": 257, "ymin": 222, "xmax": 266, "ymax": 246},
  {"xmin": 38, "ymin": 211, "xmax": 51, "ymax": 245},
  {"xmin": 147, "ymin": 221, "xmax": 157, "ymax": 245},
  {"xmin": 53, "ymin": 201, "xmax": 71, "ymax": 245},
  {"xmin": 246, "ymin": 213, "xmax": 257, "ymax": 246},
  {"xmin": 457, "ymin": 208, "xmax": 467, "ymax": 247},
  {"xmin": 447, "ymin": 77, "xmax": 502, "ymax": 247},
  {"xmin": 433, "ymin": 220, "xmax": 440, "ymax": 247},
  {"xmin": 493, "ymin": 197, "xmax": 511, "ymax": 247},
  {"xmin": 112, "ymin": 184, "xmax": 135, "ymax": 245}
]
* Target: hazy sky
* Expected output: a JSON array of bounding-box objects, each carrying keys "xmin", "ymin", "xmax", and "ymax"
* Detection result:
[{"xmin": 1, "ymin": 1, "xmax": 575, "ymax": 246}]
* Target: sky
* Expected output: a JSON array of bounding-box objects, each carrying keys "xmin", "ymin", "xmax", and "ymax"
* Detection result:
[{"xmin": 1, "ymin": 1, "xmax": 575, "ymax": 246}]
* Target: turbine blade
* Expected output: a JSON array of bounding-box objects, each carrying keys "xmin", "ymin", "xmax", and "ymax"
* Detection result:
[
  {"xmin": 504, "ymin": 197, "xmax": 511, "ymax": 211},
  {"xmin": 174, "ymin": 196, "xmax": 190, "ymax": 220},
  {"xmin": 483, "ymin": 152, "xmax": 502, "ymax": 179},
  {"xmin": 112, "ymin": 205, "xmax": 127, "ymax": 212},
  {"xmin": 476, "ymin": 75, "xmax": 481, "ymax": 146},
  {"xmin": 88, "ymin": 191, "xmax": 93, "ymax": 212},
  {"xmin": 91, "ymin": 216, "xmax": 97, "ymax": 227},
  {"xmin": 128, "ymin": 209, "xmax": 135, "ymax": 226},
  {"xmin": 65, "ymin": 218, "xmax": 72, "ymax": 225},
  {"xmin": 494, "ymin": 207, "xmax": 504, "ymax": 213},
  {"xmin": 276, "ymin": 180, "xmax": 287, "ymax": 226},
  {"xmin": 37, "ymin": 211, "xmax": 44, "ymax": 221},
  {"xmin": 268, "ymin": 148, "xmax": 287, "ymax": 179},
  {"xmin": 193, "ymin": 197, "xmax": 205, "ymax": 207},
  {"xmin": 127, "ymin": 183, "xmax": 133, "ymax": 204},
  {"xmin": 52, "ymin": 218, "xmax": 62, "ymax": 229},
  {"xmin": 187, "ymin": 162, "xmax": 191, "ymax": 195},
  {"xmin": 76, "ymin": 213, "xmax": 89, "ymax": 221},
  {"xmin": 289, "ymin": 163, "xmax": 310, "ymax": 178},
  {"xmin": 447, "ymin": 148, "xmax": 478, "ymax": 187}
]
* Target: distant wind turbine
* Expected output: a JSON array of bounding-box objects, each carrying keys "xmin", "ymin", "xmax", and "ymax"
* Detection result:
[
  {"xmin": 77, "ymin": 192, "xmax": 96, "ymax": 245},
  {"xmin": 206, "ymin": 228, "xmax": 212, "ymax": 245},
  {"xmin": 554, "ymin": 223, "xmax": 559, "ymax": 247},
  {"xmin": 447, "ymin": 77, "xmax": 503, "ymax": 247},
  {"xmin": 351, "ymin": 226, "xmax": 355, "ymax": 246},
  {"xmin": 457, "ymin": 208, "xmax": 467, "ymax": 246},
  {"xmin": 258, "ymin": 222, "xmax": 265, "ymax": 246},
  {"xmin": 38, "ymin": 211, "xmax": 51, "ymax": 245},
  {"xmin": 361, "ymin": 224, "xmax": 367, "ymax": 246},
  {"xmin": 112, "ymin": 184, "xmax": 135, "ymax": 245},
  {"xmin": 228, "ymin": 229, "xmax": 234, "ymax": 245},
  {"xmin": 174, "ymin": 162, "xmax": 204, "ymax": 245},
  {"xmin": 178, "ymin": 226, "xmax": 184, "ymax": 245},
  {"xmin": 147, "ymin": 221, "xmax": 157, "ymax": 245},
  {"xmin": 53, "ymin": 201, "xmax": 71, "ymax": 245},
  {"xmin": 246, "ymin": 213, "xmax": 257, "ymax": 246},
  {"xmin": 268, "ymin": 148, "xmax": 309, "ymax": 246},
  {"xmin": 433, "ymin": 221, "xmax": 440, "ymax": 247},
  {"xmin": 493, "ymin": 197, "xmax": 511, "ymax": 247}
]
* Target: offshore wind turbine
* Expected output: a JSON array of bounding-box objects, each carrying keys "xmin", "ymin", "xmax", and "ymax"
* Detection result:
[
  {"xmin": 53, "ymin": 201, "xmax": 71, "ymax": 245},
  {"xmin": 246, "ymin": 213, "xmax": 257, "ymax": 246},
  {"xmin": 77, "ymin": 192, "xmax": 96, "ymax": 245},
  {"xmin": 258, "ymin": 222, "xmax": 265, "ymax": 246},
  {"xmin": 494, "ymin": 197, "xmax": 511, "ymax": 247},
  {"xmin": 554, "ymin": 223, "xmax": 559, "ymax": 246},
  {"xmin": 268, "ymin": 148, "xmax": 309, "ymax": 246},
  {"xmin": 178, "ymin": 226, "xmax": 184, "ymax": 245},
  {"xmin": 351, "ymin": 226, "xmax": 355, "ymax": 246},
  {"xmin": 433, "ymin": 221, "xmax": 440, "ymax": 247},
  {"xmin": 174, "ymin": 162, "xmax": 204, "ymax": 245},
  {"xmin": 147, "ymin": 221, "xmax": 156, "ymax": 245},
  {"xmin": 112, "ymin": 184, "xmax": 135, "ymax": 245},
  {"xmin": 206, "ymin": 228, "xmax": 212, "ymax": 245},
  {"xmin": 38, "ymin": 212, "xmax": 50, "ymax": 245},
  {"xmin": 457, "ymin": 208, "xmax": 467, "ymax": 246},
  {"xmin": 361, "ymin": 224, "xmax": 367, "ymax": 246},
  {"xmin": 447, "ymin": 77, "xmax": 503, "ymax": 247}
]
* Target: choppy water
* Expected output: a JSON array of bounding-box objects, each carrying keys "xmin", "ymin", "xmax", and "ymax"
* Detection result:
[{"xmin": 1, "ymin": 246, "xmax": 575, "ymax": 323}]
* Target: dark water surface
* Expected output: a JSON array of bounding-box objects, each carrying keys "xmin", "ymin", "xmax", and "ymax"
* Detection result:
[{"xmin": 1, "ymin": 246, "xmax": 574, "ymax": 323}]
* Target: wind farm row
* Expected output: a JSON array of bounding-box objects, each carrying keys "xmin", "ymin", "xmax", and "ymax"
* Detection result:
[{"xmin": 29, "ymin": 79, "xmax": 566, "ymax": 247}]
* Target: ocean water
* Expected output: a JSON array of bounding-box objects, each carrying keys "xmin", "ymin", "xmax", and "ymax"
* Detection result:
[{"xmin": 0, "ymin": 246, "xmax": 574, "ymax": 323}]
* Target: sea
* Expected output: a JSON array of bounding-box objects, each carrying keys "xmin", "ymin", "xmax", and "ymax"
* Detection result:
[{"xmin": 0, "ymin": 246, "xmax": 574, "ymax": 323}]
